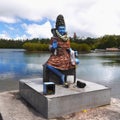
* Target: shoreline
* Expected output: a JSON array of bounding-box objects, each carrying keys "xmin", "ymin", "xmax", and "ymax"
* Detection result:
[
  {"xmin": 0, "ymin": 79, "xmax": 19, "ymax": 93},
  {"xmin": 0, "ymin": 90, "xmax": 120, "ymax": 120}
]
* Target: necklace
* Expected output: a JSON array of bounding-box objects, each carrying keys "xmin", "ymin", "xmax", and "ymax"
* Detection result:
[{"xmin": 56, "ymin": 30, "xmax": 69, "ymax": 42}]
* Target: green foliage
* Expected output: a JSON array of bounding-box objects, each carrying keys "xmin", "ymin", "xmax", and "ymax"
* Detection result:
[
  {"xmin": 79, "ymin": 43, "xmax": 91, "ymax": 52},
  {"xmin": 23, "ymin": 42, "xmax": 49, "ymax": 51},
  {"xmin": 0, "ymin": 39, "xmax": 24, "ymax": 48},
  {"xmin": 70, "ymin": 42, "xmax": 80, "ymax": 50},
  {"xmin": 70, "ymin": 42, "xmax": 91, "ymax": 52},
  {"xmin": 96, "ymin": 35, "xmax": 119, "ymax": 49},
  {"xmin": 0, "ymin": 38, "xmax": 50, "ymax": 49},
  {"xmin": 1, "ymin": 35, "xmax": 120, "ymax": 52}
]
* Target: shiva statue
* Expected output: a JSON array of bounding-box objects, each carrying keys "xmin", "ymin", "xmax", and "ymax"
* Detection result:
[{"xmin": 43, "ymin": 14, "xmax": 79, "ymax": 85}]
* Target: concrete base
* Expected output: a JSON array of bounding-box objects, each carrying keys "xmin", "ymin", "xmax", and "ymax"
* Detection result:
[{"xmin": 19, "ymin": 78, "xmax": 111, "ymax": 119}]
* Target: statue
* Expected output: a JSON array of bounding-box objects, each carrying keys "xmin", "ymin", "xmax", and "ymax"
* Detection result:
[{"xmin": 43, "ymin": 14, "xmax": 79, "ymax": 85}]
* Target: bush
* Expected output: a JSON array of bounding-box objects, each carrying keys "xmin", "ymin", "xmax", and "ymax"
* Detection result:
[
  {"xmin": 71, "ymin": 42, "xmax": 91, "ymax": 52},
  {"xmin": 79, "ymin": 43, "xmax": 91, "ymax": 52},
  {"xmin": 23, "ymin": 42, "xmax": 49, "ymax": 51},
  {"xmin": 23, "ymin": 42, "xmax": 91, "ymax": 52}
]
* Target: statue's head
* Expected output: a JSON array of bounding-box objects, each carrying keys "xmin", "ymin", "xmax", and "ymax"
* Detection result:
[
  {"xmin": 55, "ymin": 14, "xmax": 66, "ymax": 36},
  {"xmin": 51, "ymin": 14, "xmax": 68, "ymax": 41}
]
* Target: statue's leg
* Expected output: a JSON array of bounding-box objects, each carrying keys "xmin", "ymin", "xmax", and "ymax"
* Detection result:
[{"xmin": 46, "ymin": 65, "xmax": 65, "ymax": 84}]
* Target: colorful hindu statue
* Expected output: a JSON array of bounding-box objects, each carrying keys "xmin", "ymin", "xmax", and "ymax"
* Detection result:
[{"xmin": 44, "ymin": 14, "xmax": 79, "ymax": 85}]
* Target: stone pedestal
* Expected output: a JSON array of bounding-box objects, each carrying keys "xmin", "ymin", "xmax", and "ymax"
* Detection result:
[{"xmin": 19, "ymin": 78, "xmax": 111, "ymax": 119}]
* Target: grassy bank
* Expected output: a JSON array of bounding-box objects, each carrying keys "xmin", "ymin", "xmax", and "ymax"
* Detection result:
[{"xmin": 22, "ymin": 42, "xmax": 91, "ymax": 52}]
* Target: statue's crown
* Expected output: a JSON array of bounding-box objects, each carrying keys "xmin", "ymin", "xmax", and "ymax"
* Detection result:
[{"xmin": 56, "ymin": 14, "xmax": 65, "ymax": 29}]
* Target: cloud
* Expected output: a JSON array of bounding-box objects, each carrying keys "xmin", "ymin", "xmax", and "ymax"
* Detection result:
[
  {"xmin": 83, "ymin": 0, "xmax": 120, "ymax": 36},
  {"xmin": 5, "ymin": 25, "xmax": 15, "ymax": 31},
  {"xmin": 14, "ymin": 34, "xmax": 28, "ymax": 40},
  {"xmin": 0, "ymin": 16, "xmax": 17, "ymax": 23},
  {"xmin": 27, "ymin": 64, "xmax": 42, "ymax": 71},
  {"xmin": 1, "ymin": 0, "xmax": 120, "ymax": 39},
  {"xmin": 0, "ymin": 31, "xmax": 11, "ymax": 39},
  {"xmin": 22, "ymin": 21, "xmax": 52, "ymax": 38}
]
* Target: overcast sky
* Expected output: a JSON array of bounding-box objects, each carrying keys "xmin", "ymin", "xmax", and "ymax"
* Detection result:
[{"xmin": 0, "ymin": 0, "xmax": 120, "ymax": 40}]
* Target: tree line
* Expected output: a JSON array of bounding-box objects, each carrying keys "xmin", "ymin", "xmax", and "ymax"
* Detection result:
[{"xmin": 0, "ymin": 35, "xmax": 120, "ymax": 52}]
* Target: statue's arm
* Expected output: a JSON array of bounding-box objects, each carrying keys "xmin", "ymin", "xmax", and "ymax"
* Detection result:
[{"xmin": 49, "ymin": 37, "xmax": 58, "ymax": 54}]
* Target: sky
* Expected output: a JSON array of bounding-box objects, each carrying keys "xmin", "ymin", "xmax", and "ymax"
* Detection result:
[{"xmin": 0, "ymin": 0, "xmax": 120, "ymax": 40}]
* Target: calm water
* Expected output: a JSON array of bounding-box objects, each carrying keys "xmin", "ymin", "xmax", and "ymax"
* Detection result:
[{"xmin": 0, "ymin": 49, "xmax": 120, "ymax": 98}]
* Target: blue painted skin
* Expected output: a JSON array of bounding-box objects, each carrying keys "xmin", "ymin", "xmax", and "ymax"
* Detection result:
[
  {"xmin": 46, "ymin": 65, "xmax": 65, "ymax": 84},
  {"xmin": 52, "ymin": 40, "xmax": 58, "ymax": 49},
  {"xmin": 49, "ymin": 26, "xmax": 66, "ymax": 84},
  {"xmin": 74, "ymin": 51, "xmax": 80, "ymax": 64},
  {"xmin": 75, "ymin": 58, "xmax": 80, "ymax": 65},
  {"xmin": 69, "ymin": 48, "xmax": 80, "ymax": 65},
  {"xmin": 47, "ymin": 25, "xmax": 79, "ymax": 84},
  {"xmin": 52, "ymin": 26, "xmax": 66, "ymax": 49},
  {"xmin": 58, "ymin": 26, "xmax": 66, "ymax": 35}
]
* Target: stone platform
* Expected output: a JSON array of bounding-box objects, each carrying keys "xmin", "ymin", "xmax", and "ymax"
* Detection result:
[{"xmin": 19, "ymin": 78, "xmax": 111, "ymax": 119}]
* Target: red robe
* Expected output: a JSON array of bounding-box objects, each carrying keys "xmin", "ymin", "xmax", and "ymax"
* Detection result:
[{"xmin": 46, "ymin": 37, "xmax": 75, "ymax": 70}]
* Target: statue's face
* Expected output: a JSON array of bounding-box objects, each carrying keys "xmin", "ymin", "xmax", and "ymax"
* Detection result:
[{"xmin": 58, "ymin": 26, "xmax": 66, "ymax": 35}]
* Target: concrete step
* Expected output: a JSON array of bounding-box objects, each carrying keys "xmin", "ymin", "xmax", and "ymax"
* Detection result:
[{"xmin": 19, "ymin": 78, "xmax": 111, "ymax": 119}]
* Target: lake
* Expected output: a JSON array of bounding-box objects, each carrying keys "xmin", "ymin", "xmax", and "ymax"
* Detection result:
[{"xmin": 0, "ymin": 49, "xmax": 120, "ymax": 98}]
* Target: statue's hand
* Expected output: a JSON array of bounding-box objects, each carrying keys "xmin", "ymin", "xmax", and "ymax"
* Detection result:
[
  {"xmin": 52, "ymin": 40, "xmax": 58, "ymax": 49},
  {"xmin": 74, "ymin": 51, "xmax": 78, "ymax": 57},
  {"xmin": 75, "ymin": 58, "xmax": 80, "ymax": 65},
  {"xmin": 69, "ymin": 48, "xmax": 80, "ymax": 65}
]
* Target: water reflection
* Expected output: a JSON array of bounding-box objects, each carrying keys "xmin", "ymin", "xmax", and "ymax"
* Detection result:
[
  {"xmin": 76, "ymin": 52, "xmax": 120, "ymax": 98},
  {"xmin": 102, "ymin": 60, "xmax": 120, "ymax": 66},
  {"xmin": 77, "ymin": 52, "xmax": 120, "ymax": 82},
  {"xmin": 0, "ymin": 49, "xmax": 120, "ymax": 98},
  {"xmin": 0, "ymin": 49, "xmax": 49, "ymax": 81}
]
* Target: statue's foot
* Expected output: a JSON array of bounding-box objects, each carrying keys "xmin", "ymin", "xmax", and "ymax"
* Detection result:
[{"xmin": 63, "ymin": 82, "xmax": 69, "ymax": 88}]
